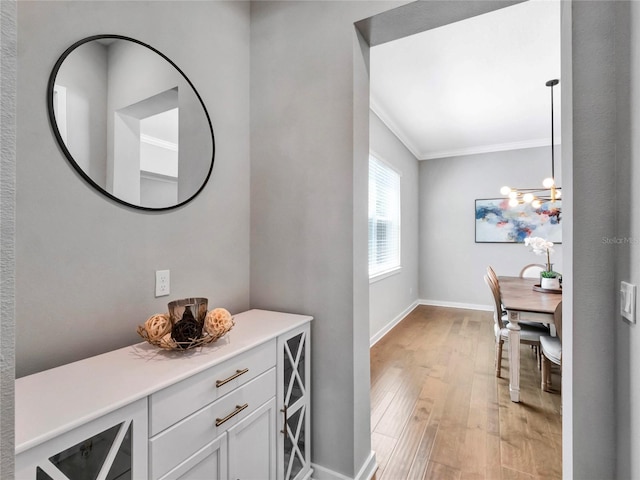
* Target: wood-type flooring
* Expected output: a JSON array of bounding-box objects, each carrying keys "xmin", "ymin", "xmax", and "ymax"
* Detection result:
[{"xmin": 370, "ymin": 305, "xmax": 562, "ymax": 480}]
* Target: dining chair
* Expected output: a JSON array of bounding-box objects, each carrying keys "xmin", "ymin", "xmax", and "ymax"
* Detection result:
[
  {"xmin": 486, "ymin": 266, "xmax": 506, "ymax": 315},
  {"xmin": 520, "ymin": 263, "xmax": 546, "ymax": 279},
  {"xmin": 488, "ymin": 266, "xmax": 549, "ymax": 331},
  {"xmin": 540, "ymin": 301, "xmax": 563, "ymax": 392},
  {"xmin": 487, "ymin": 265, "xmax": 499, "ymax": 284},
  {"xmin": 485, "ymin": 275, "xmax": 549, "ymax": 377}
]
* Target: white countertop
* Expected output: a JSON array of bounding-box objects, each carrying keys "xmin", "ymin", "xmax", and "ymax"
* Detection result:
[{"xmin": 15, "ymin": 309, "xmax": 312, "ymax": 454}]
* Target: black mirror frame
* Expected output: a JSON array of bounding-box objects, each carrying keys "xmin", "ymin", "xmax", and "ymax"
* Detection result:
[{"xmin": 47, "ymin": 34, "xmax": 215, "ymax": 211}]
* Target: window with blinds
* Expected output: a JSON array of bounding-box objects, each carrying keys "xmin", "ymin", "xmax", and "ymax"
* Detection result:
[{"xmin": 368, "ymin": 154, "xmax": 401, "ymax": 279}]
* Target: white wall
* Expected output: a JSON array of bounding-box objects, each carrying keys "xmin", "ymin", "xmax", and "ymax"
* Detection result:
[
  {"xmin": 419, "ymin": 147, "xmax": 564, "ymax": 308},
  {"xmin": 369, "ymin": 110, "xmax": 419, "ymax": 344},
  {"xmin": 15, "ymin": 1, "xmax": 251, "ymax": 378}
]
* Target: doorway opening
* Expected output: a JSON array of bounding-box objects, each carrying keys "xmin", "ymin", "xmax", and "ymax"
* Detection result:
[
  {"xmin": 358, "ymin": 1, "xmax": 565, "ymax": 477},
  {"xmin": 112, "ymin": 87, "xmax": 179, "ymax": 208}
]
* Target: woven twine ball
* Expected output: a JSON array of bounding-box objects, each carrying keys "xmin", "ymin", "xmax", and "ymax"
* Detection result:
[
  {"xmin": 204, "ymin": 308, "xmax": 233, "ymax": 337},
  {"xmin": 144, "ymin": 313, "xmax": 172, "ymax": 341}
]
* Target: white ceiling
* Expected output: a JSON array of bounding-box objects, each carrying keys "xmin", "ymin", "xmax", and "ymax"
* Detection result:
[{"xmin": 370, "ymin": 0, "xmax": 561, "ymax": 161}]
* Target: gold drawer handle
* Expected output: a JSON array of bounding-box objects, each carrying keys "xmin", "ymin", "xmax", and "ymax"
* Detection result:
[
  {"xmin": 216, "ymin": 403, "xmax": 248, "ymax": 427},
  {"xmin": 216, "ymin": 368, "xmax": 249, "ymax": 388}
]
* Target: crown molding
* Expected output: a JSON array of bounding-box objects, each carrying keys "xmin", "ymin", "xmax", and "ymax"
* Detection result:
[
  {"xmin": 370, "ymin": 104, "xmax": 561, "ymax": 161},
  {"xmin": 418, "ymin": 137, "xmax": 561, "ymax": 160},
  {"xmin": 370, "ymin": 100, "xmax": 422, "ymax": 160},
  {"xmin": 140, "ymin": 133, "xmax": 178, "ymax": 152}
]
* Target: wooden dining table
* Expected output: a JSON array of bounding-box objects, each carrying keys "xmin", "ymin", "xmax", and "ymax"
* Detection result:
[{"xmin": 498, "ymin": 276, "xmax": 562, "ymax": 402}]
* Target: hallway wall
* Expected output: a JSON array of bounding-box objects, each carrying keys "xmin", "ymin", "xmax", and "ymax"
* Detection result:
[{"xmin": 15, "ymin": 1, "xmax": 252, "ymax": 377}]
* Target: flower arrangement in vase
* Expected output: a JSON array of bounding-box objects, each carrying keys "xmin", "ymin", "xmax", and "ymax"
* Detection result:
[{"xmin": 524, "ymin": 236, "xmax": 561, "ymax": 289}]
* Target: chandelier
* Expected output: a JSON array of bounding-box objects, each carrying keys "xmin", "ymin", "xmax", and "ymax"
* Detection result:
[{"xmin": 500, "ymin": 79, "xmax": 561, "ymax": 208}]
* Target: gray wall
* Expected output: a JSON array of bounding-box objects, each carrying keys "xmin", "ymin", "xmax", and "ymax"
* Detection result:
[
  {"xmin": 16, "ymin": 1, "xmax": 251, "ymax": 378},
  {"xmin": 565, "ymin": 0, "xmax": 616, "ymax": 477},
  {"xmin": 419, "ymin": 147, "xmax": 564, "ymax": 307},
  {"xmin": 617, "ymin": 1, "xmax": 640, "ymax": 478},
  {"xmin": 369, "ymin": 110, "xmax": 419, "ymax": 343},
  {"xmin": 1, "ymin": 1, "xmax": 17, "ymax": 476},
  {"xmin": 55, "ymin": 40, "xmax": 108, "ymax": 182},
  {"xmin": 249, "ymin": 2, "xmax": 403, "ymax": 476}
]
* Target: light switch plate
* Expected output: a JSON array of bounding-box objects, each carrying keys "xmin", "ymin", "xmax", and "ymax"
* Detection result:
[{"xmin": 620, "ymin": 281, "xmax": 636, "ymax": 323}]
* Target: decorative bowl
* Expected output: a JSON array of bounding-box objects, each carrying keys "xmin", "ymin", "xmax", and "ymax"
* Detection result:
[
  {"xmin": 137, "ymin": 301, "xmax": 235, "ymax": 351},
  {"xmin": 168, "ymin": 297, "xmax": 208, "ymax": 324}
]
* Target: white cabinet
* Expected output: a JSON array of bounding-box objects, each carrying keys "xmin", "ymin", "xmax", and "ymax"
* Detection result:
[
  {"xmin": 148, "ymin": 340, "xmax": 276, "ymax": 436},
  {"xmin": 277, "ymin": 323, "xmax": 311, "ymax": 480},
  {"xmin": 15, "ymin": 310, "xmax": 312, "ymax": 480},
  {"xmin": 159, "ymin": 397, "xmax": 278, "ymax": 480},
  {"xmin": 150, "ymin": 369, "xmax": 277, "ymax": 480},
  {"xmin": 228, "ymin": 398, "xmax": 277, "ymax": 480},
  {"xmin": 157, "ymin": 433, "xmax": 227, "ymax": 480},
  {"xmin": 15, "ymin": 398, "xmax": 148, "ymax": 480}
]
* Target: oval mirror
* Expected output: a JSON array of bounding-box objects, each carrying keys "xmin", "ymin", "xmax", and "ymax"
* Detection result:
[{"xmin": 47, "ymin": 35, "xmax": 215, "ymax": 211}]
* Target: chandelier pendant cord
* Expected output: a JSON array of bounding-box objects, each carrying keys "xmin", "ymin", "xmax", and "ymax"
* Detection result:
[{"xmin": 500, "ymin": 78, "xmax": 560, "ymax": 206}]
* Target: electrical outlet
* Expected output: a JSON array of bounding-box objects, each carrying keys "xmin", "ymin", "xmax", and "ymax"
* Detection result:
[{"xmin": 155, "ymin": 270, "xmax": 170, "ymax": 297}]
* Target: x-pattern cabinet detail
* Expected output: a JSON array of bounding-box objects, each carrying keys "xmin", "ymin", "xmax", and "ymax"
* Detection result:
[{"xmin": 278, "ymin": 324, "xmax": 311, "ymax": 480}]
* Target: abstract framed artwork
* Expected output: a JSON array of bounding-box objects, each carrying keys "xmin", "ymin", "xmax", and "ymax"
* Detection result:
[{"xmin": 475, "ymin": 198, "xmax": 562, "ymax": 243}]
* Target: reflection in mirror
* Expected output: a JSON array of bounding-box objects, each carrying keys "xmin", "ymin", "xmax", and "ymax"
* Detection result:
[{"xmin": 48, "ymin": 35, "xmax": 214, "ymax": 210}]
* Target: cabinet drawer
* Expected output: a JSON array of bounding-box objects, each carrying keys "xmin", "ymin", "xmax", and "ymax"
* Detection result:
[
  {"xmin": 149, "ymin": 339, "xmax": 276, "ymax": 436},
  {"xmin": 149, "ymin": 368, "xmax": 276, "ymax": 480}
]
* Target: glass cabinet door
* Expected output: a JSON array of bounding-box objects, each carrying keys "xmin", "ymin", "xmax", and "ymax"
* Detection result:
[
  {"xmin": 283, "ymin": 406, "xmax": 307, "ymax": 480},
  {"xmin": 283, "ymin": 332, "xmax": 306, "ymax": 408},
  {"xmin": 16, "ymin": 399, "xmax": 147, "ymax": 480},
  {"xmin": 40, "ymin": 421, "xmax": 132, "ymax": 480},
  {"xmin": 279, "ymin": 325, "xmax": 310, "ymax": 480}
]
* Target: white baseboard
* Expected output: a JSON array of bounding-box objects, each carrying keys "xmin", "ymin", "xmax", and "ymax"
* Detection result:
[
  {"xmin": 355, "ymin": 451, "xmax": 378, "ymax": 480},
  {"xmin": 312, "ymin": 462, "xmax": 351, "ymax": 480},
  {"xmin": 312, "ymin": 451, "xmax": 377, "ymax": 480},
  {"xmin": 419, "ymin": 298, "xmax": 492, "ymax": 312},
  {"xmin": 369, "ymin": 300, "xmax": 419, "ymax": 347},
  {"xmin": 370, "ymin": 300, "xmax": 491, "ymax": 348}
]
